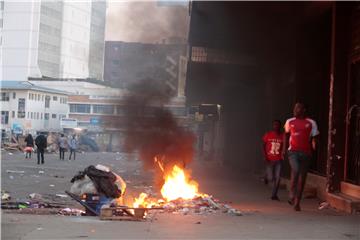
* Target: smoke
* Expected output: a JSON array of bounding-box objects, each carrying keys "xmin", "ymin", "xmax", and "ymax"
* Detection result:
[
  {"xmin": 106, "ymin": 1, "xmax": 189, "ymax": 43},
  {"xmin": 121, "ymin": 78, "xmax": 195, "ymax": 185}
]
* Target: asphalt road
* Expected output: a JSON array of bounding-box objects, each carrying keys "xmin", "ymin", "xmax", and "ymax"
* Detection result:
[{"xmin": 1, "ymin": 151, "xmax": 359, "ymax": 240}]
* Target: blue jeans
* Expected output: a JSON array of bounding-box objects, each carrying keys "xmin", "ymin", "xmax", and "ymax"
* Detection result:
[
  {"xmin": 266, "ymin": 160, "xmax": 282, "ymax": 197},
  {"xmin": 288, "ymin": 151, "xmax": 311, "ymax": 204}
]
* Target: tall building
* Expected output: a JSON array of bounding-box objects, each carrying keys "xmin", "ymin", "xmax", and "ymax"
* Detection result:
[
  {"xmin": 1, "ymin": 1, "xmax": 106, "ymax": 81},
  {"xmin": 104, "ymin": 41, "xmax": 188, "ymax": 97}
]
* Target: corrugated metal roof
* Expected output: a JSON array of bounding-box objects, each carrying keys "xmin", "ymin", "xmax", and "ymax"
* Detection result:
[{"xmin": 0, "ymin": 81, "xmax": 70, "ymax": 95}]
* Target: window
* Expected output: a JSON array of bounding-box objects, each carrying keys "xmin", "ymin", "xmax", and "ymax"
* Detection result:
[
  {"xmin": 1, "ymin": 92, "xmax": 9, "ymax": 101},
  {"xmin": 37, "ymin": 112, "xmax": 39, "ymax": 119},
  {"xmin": 31, "ymin": 112, "xmax": 33, "ymax": 119},
  {"xmin": 53, "ymin": 96, "xmax": 58, "ymax": 101},
  {"xmin": 12, "ymin": 111, "xmax": 15, "ymax": 118},
  {"xmin": 42, "ymin": 95, "xmax": 44, "ymax": 101},
  {"xmin": 52, "ymin": 114, "xmax": 56, "ymax": 119},
  {"xmin": 17, "ymin": 98, "xmax": 25, "ymax": 118},
  {"xmin": 45, "ymin": 96, "xmax": 50, "ymax": 108},
  {"xmin": 44, "ymin": 113, "xmax": 49, "ymax": 120},
  {"xmin": 1, "ymin": 111, "xmax": 9, "ymax": 124},
  {"xmin": 41, "ymin": 113, "xmax": 43, "ymax": 119},
  {"xmin": 13, "ymin": 92, "xmax": 16, "ymax": 99},
  {"xmin": 69, "ymin": 104, "xmax": 91, "ymax": 113},
  {"xmin": 38, "ymin": 94, "xmax": 40, "ymax": 101},
  {"xmin": 93, "ymin": 105, "xmax": 114, "ymax": 114}
]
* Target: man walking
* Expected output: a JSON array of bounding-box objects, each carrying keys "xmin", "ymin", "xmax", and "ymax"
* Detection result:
[
  {"xmin": 35, "ymin": 133, "xmax": 47, "ymax": 165},
  {"xmin": 262, "ymin": 120, "xmax": 284, "ymax": 201},
  {"xmin": 58, "ymin": 134, "xmax": 67, "ymax": 160},
  {"xmin": 68, "ymin": 134, "xmax": 78, "ymax": 160},
  {"xmin": 283, "ymin": 102, "xmax": 319, "ymax": 211}
]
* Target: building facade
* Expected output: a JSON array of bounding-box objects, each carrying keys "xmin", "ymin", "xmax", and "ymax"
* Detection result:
[
  {"xmin": 1, "ymin": 1, "xmax": 106, "ymax": 81},
  {"xmin": 104, "ymin": 41, "xmax": 187, "ymax": 97},
  {"xmin": 1, "ymin": 81, "xmax": 69, "ymax": 134}
]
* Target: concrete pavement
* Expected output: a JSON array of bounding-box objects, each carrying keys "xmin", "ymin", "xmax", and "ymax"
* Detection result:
[{"xmin": 1, "ymin": 151, "xmax": 359, "ymax": 239}]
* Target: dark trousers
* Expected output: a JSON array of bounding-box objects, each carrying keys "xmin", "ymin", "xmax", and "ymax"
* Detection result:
[
  {"xmin": 59, "ymin": 147, "xmax": 65, "ymax": 160},
  {"xmin": 69, "ymin": 149, "xmax": 76, "ymax": 160},
  {"xmin": 25, "ymin": 151, "xmax": 32, "ymax": 158},
  {"xmin": 288, "ymin": 151, "xmax": 310, "ymax": 205},
  {"xmin": 37, "ymin": 149, "xmax": 45, "ymax": 164},
  {"xmin": 266, "ymin": 160, "xmax": 282, "ymax": 197}
]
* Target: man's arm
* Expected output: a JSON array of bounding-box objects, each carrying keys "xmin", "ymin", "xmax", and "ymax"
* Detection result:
[{"xmin": 282, "ymin": 133, "xmax": 289, "ymax": 159}]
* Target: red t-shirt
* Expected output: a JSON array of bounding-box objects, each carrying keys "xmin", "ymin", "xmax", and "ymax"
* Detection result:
[
  {"xmin": 284, "ymin": 117, "xmax": 319, "ymax": 155},
  {"xmin": 263, "ymin": 131, "xmax": 284, "ymax": 161}
]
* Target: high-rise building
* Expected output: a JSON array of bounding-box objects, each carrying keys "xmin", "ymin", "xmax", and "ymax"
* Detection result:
[{"xmin": 1, "ymin": 1, "xmax": 106, "ymax": 81}]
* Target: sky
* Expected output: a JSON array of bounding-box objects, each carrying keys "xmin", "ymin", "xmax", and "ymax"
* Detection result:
[{"xmin": 105, "ymin": 1, "xmax": 189, "ymax": 43}]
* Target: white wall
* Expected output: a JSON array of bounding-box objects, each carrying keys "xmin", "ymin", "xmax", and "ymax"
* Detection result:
[
  {"xmin": 1, "ymin": 1, "xmax": 42, "ymax": 80},
  {"xmin": 59, "ymin": 2, "xmax": 91, "ymax": 78},
  {"xmin": 0, "ymin": 89, "xmax": 69, "ymax": 132}
]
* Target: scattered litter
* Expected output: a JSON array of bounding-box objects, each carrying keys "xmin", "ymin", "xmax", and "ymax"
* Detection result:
[
  {"xmin": 55, "ymin": 194, "xmax": 68, "ymax": 198},
  {"xmin": 38, "ymin": 171, "xmax": 44, "ymax": 174},
  {"xmin": 37, "ymin": 227, "xmax": 43, "ymax": 231},
  {"xmin": 227, "ymin": 208, "xmax": 243, "ymax": 216},
  {"xmin": 58, "ymin": 208, "xmax": 85, "ymax": 216},
  {"xmin": 29, "ymin": 193, "xmax": 43, "ymax": 200},
  {"xmin": 8, "ymin": 153, "xmax": 13, "ymax": 155},
  {"xmin": 9, "ymin": 176, "xmax": 14, "ymax": 180},
  {"xmin": 1, "ymin": 192, "xmax": 11, "ymax": 201},
  {"xmin": 319, "ymin": 202, "xmax": 330, "ymax": 210},
  {"xmin": 195, "ymin": 221, "xmax": 201, "ymax": 224},
  {"xmin": 181, "ymin": 207, "xmax": 190, "ymax": 215},
  {"xmin": 49, "ymin": 185, "xmax": 55, "ymax": 187},
  {"xmin": 6, "ymin": 170, "xmax": 25, "ymax": 174}
]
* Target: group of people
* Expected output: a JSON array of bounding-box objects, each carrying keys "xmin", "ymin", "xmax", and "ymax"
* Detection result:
[
  {"xmin": 58, "ymin": 134, "xmax": 78, "ymax": 161},
  {"xmin": 23, "ymin": 133, "xmax": 78, "ymax": 164},
  {"xmin": 262, "ymin": 102, "xmax": 319, "ymax": 211}
]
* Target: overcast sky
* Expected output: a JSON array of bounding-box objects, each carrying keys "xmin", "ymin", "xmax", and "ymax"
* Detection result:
[{"xmin": 105, "ymin": 1, "xmax": 189, "ymax": 43}]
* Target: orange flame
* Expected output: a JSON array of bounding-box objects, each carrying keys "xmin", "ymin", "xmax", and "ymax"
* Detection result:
[
  {"xmin": 132, "ymin": 157, "xmax": 201, "ymax": 208},
  {"xmin": 160, "ymin": 165, "xmax": 199, "ymax": 201}
]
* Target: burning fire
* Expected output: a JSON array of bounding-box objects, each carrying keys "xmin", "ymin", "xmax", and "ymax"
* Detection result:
[
  {"xmin": 161, "ymin": 165, "xmax": 199, "ymax": 201},
  {"xmin": 132, "ymin": 157, "xmax": 202, "ymax": 208}
]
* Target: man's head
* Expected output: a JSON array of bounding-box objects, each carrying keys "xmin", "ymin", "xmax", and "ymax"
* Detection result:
[
  {"xmin": 60, "ymin": 133, "xmax": 64, "ymax": 137},
  {"xmin": 272, "ymin": 120, "xmax": 281, "ymax": 132},
  {"xmin": 293, "ymin": 102, "xmax": 306, "ymax": 118}
]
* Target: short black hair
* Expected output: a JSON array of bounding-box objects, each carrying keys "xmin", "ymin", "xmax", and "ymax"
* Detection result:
[{"xmin": 273, "ymin": 119, "xmax": 281, "ymax": 125}]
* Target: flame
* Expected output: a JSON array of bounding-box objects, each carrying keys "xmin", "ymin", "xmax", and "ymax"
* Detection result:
[
  {"xmin": 131, "ymin": 157, "xmax": 201, "ymax": 208},
  {"xmin": 161, "ymin": 165, "xmax": 199, "ymax": 201}
]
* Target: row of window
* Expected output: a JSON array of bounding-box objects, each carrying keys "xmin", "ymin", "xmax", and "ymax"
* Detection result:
[
  {"xmin": 0, "ymin": 111, "xmax": 59, "ymax": 124},
  {"xmin": 27, "ymin": 112, "xmax": 57, "ymax": 120},
  {"xmin": 69, "ymin": 104, "xmax": 187, "ymax": 116},
  {"xmin": 1, "ymin": 92, "xmax": 15, "ymax": 101},
  {"xmin": 28, "ymin": 93, "xmax": 67, "ymax": 104}
]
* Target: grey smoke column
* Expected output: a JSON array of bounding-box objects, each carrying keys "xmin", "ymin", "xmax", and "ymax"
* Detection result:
[{"xmin": 106, "ymin": 1, "xmax": 189, "ymax": 43}]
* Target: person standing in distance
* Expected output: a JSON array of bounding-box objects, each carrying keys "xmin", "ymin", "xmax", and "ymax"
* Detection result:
[{"xmin": 35, "ymin": 133, "xmax": 47, "ymax": 165}]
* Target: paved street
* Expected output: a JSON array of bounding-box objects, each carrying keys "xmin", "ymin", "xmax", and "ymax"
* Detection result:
[{"xmin": 1, "ymin": 151, "xmax": 359, "ymax": 239}]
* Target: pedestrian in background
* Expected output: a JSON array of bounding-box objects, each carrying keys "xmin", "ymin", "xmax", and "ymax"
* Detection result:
[
  {"xmin": 262, "ymin": 120, "xmax": 284, "ymax": 201},
  {"xmin": 283, "ymin": 102, "xmax": 319, "ymax": 211},
  {"xmin": 58, "ymin": 133, "xmax": 67, "ymax": 160},
  {"xmin": 69, "ymin": 134, "xmax": 78, "ymax": 160},
  {"xmin": 35, "ymin": 133, "xmax": 47, "ymax": 165},
  {"xmin": 24, "ymin": 133, "xmax": 34, "ymax": 159}
]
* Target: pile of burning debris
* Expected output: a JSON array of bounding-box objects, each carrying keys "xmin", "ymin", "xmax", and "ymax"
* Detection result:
[{"xmin": 65, "ymin": 161, "xmax": 242, "ymax": 221}]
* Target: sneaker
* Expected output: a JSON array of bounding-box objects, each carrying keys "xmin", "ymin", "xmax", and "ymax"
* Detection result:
[
  {"xmin": 288, "ymin": 199, "xmax": 294, "ymax": 206},
  {"xmin": 294, "ymin": 204, "xmax": 301, "ymax": 211},
  {"xmin": 271, "ymin": 196, "xmax": 280, "ymax": 201}
]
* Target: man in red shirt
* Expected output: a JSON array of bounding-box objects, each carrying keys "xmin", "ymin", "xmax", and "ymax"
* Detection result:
[
  {"xmin": 283, "ymin": 102, "xmax": 319, "ymax": 211},
  {"xmin": 263, "ymin": 120, "xmax": 284, "ymax": 201}
]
